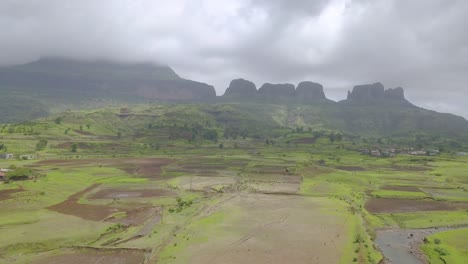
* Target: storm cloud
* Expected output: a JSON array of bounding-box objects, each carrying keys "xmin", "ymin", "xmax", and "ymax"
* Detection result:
[{"xmin": 1, "ymin": 0, "xmax": 467, "ymax": 117}]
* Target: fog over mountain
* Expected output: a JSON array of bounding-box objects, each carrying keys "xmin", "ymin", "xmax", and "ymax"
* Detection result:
[{"xmin": 1, "ymin": 0, "xmax": 467, "ymax": 118}]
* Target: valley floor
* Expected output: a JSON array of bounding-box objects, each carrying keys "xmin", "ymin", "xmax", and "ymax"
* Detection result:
[{"xmin": 1, "ymin": 135, "xmax": 467, "ymax": 264}]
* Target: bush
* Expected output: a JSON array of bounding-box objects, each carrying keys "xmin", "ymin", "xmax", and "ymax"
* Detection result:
[
  {"xmin": 434, "ymin": 238, "xmax": 441, "ymax": 244},
  {"xmin": 434, "ymin": 246, "xmax": 449, "ymax": 256}
]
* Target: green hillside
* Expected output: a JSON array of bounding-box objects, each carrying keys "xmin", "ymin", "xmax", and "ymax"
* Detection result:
[{"xmin": 1, "ymin": 104, "xmax": 466, "ymax": 156}]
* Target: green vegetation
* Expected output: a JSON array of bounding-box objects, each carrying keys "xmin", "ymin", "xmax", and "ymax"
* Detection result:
[
  {"xmin": 421, "ymin": 228, "xmax": 468, "ymax": 264},
  {"xmin": 0, "ymin": 103, "xmax": 467, "ymax": 264}
]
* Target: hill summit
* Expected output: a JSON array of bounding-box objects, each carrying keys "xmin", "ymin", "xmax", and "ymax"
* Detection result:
[
  {"xmin": 222, "ymin": 78, "xmax": 332, "ymax": 102},
  {"xmin": 0, "ymin": 57, "xmax": 216, "ymax": 102},
  {"xmin": 344, "ymin": 82, "xmax": 410, "ymax": 105}
]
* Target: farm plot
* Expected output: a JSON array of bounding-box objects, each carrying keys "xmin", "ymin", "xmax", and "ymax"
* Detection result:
[
  {"xmin": 33, "ymin": 248, "xmax": 147, "ymax": 264},
  {"xmin": 36, "ymin": 157, "xmax": 174, "ymax": 179},
  {"xmin": 157, "ymin": 194, "xmax": 352, "ymax": 264},
  {"xmin": 365, "ymin": 198, "xmax": 467, "ymax": 213}
]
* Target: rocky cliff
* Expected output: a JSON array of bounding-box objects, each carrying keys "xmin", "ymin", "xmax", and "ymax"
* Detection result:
[
  {"xmin": 295, "ymin": 81, "xmax": 328, "ymax": 101},
  {"xmin": 344, "ymin": 82, "xmax": 410, "ymax": 105},
  {"xmin": 257, "ymin": 83, "xmax": 296, "ymax": 98},
  {"xmin": 222, "ymin": 79, "xmax": 332, "ymax": 103},
  {"xmin": 223, "ymin": 78, "xmax": 257, "ymax": 97}
]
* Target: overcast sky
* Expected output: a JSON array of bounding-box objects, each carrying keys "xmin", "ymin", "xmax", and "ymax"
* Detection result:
[{"xmin": 1, "ymin": 0, "xmax": 467, "ymax": 118}]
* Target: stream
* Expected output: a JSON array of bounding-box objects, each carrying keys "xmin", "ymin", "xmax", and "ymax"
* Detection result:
[{"xmin": 376, "ymin": 227, "xmax": 454, "ymax": 264}]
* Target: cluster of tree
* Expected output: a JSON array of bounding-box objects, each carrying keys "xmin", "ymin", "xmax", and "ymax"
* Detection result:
[
  {"xmin": 328, "ymin": 132, "xmax": 343, "ymax": 143},
  {"xmin": 265, "ymin": 138, "xmax": 276, "ymax": 146},
  {"xmin": 168, "ymin": 197, "xmax": 193, "ymax": 213},
  {"xmin": 5, "ymin": 167, "xmax": 33, "ymax": 181},
  {"xmin": 35, "ymin": 139, "xmax": 48, "ymax": 151},
  {"xmin": 223, "ymin": 126, "xmax": 248, "ymax": 140},
  {"xmin": 54, "ymin": 116, "xmax": 63, "ymax": 124},
  {"xmin": 166, "ymin": 122, "xmax": 219, "ymax": 142},
  {"xmin": 0, "ymin": 124, "xmax": 38, "ymax": 135}
]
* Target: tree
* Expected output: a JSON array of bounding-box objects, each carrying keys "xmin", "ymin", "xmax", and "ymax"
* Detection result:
[
  {"xmin": 86, "ymin": 123, "xmax": 91, "ymax": 129},
  {"xmin": 71, "ymin": 143, "xmax": 78, "ymax": 152},
  {"xmin": 202, "ymin": 129, "xmax": 218, "ymax": 141},
  {"xmin": 35, "ymin": 139, "xmax": 48, "ymax": 151},
  {"xmin": 54, "ymin": 117, "xmax": 63, "ymax": 124},
  {"xmin": 218, "ymin": 143, "xmax": 224, "ymax": 149},
  {"xmin": 335, "ymin": 133, "xmax": 343, "ymax": 142},
  {"xmin": 6, "ymin": 167, "xmax": 33, "ymax": 181}
]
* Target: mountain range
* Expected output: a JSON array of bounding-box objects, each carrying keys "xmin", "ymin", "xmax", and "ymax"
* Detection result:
[{"xmin": 1, "ymin": 58, "xmax": 467, "ymax": 139}]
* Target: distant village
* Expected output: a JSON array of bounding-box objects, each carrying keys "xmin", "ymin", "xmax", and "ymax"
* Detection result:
[
  {"xmin": 359, "ymin": 148, "xmax": 443, "ymax": 157},
  {"xmin": 0, "ymin": 153, "xmax": 37, "ymax": 160}
]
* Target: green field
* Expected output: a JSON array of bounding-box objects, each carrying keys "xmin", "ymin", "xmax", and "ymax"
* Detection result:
[{"xmin": 1, "ymin": 104, "xmax": 467, "ymax": 264}]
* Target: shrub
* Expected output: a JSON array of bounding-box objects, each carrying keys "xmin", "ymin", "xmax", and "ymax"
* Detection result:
[{"xmin": 434, "ymin": 246, "xmax": 449, "ymax": 256}]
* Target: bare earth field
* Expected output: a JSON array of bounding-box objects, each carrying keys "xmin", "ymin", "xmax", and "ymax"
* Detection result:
[
  {"xmin": 36, "ymin": 157, "xmax": 174, "ymax": 179},
  {"xmin": 88, "ymin": 188, "xmax": 176, "ymax": 199},
  {"xmin": 365, "ymin": 198, "xmax": 468, "ymax": 213},
  {"xmin": 34, "ymin": 248, "xmax": 147, "ymax": 264},
  {"xmin": 0, "ymin": 188, "xmax": 24, "ymax": 201},
  {"xmin": 47, "ymin": 184, "xmax": 117, "ymax": 221},
  {"xmin": 158, "ymin": 194, "xmax": 351, "ymax": 264}
]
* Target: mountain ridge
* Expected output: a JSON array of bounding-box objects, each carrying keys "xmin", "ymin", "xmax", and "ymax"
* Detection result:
[{"xmin": 1, "ymin": 58, "xmax": 467, "ymax": 140}]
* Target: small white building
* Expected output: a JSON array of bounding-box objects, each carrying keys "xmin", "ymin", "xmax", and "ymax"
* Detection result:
[{"xmin": 0, "ymin": 153, "xmax": 14, "ymax": 159}]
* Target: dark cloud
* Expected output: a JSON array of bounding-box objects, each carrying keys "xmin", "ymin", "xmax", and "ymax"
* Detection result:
[{"xmin": 0, "ymin": 0, "xmax": 467, "ymax": 117}]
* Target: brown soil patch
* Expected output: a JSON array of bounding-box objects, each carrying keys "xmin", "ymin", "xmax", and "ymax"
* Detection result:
[
  {"xmin": 248, "ymin": 165, "xmax": 291, "ymax": 175},
  {"xmin": 54, "ymin": 142, "xmax": 93, "ymax": 149},
  {"xmin": 0, "ymin": 188, "xmax": 24, "ymax": 201},
  {"xmin": 365, "ymin": 198, "xmax": 464, "ymax": 213},
  {"xmin": 89, "ymin": 188, "xmax": 175, "ymax": 199},
  {"xmin": 117, "ymin": 158, "xmax": 173, "ymax": 178},
  {"xmin": 174, "ymin": 168, "xmax": 219, "ymax": 175},
  {"xmin": 34, "ymin": 248, "xmax": 146, "ymax": 264},
  {"xmin": 48, "ymin": 184, "xmax": 117, "ymax": 221},
  {"xmin": 48, "ymin": 184, "xmax": 164, "ymax": 225},
  {"xmin": 36, "ymin": 158, "xmax": 174, "ymax": 179},
  {"xmin": 174, "ymin": 176, "xmax": 236, "ymax": 191},
  {"xmin": 73, "ymin": 130, "xmax": 94, "ymax": 136},
  {"xmin": 336, "ymin": 165, "xmax": 366, "ymax": 171},
  {"xmin": 182, "ymin": 165, "xmax": 228, "ymax": 170},
  {"xmin": 381, "ymin": 185, "xmax": 421, "ymax": 192}
]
